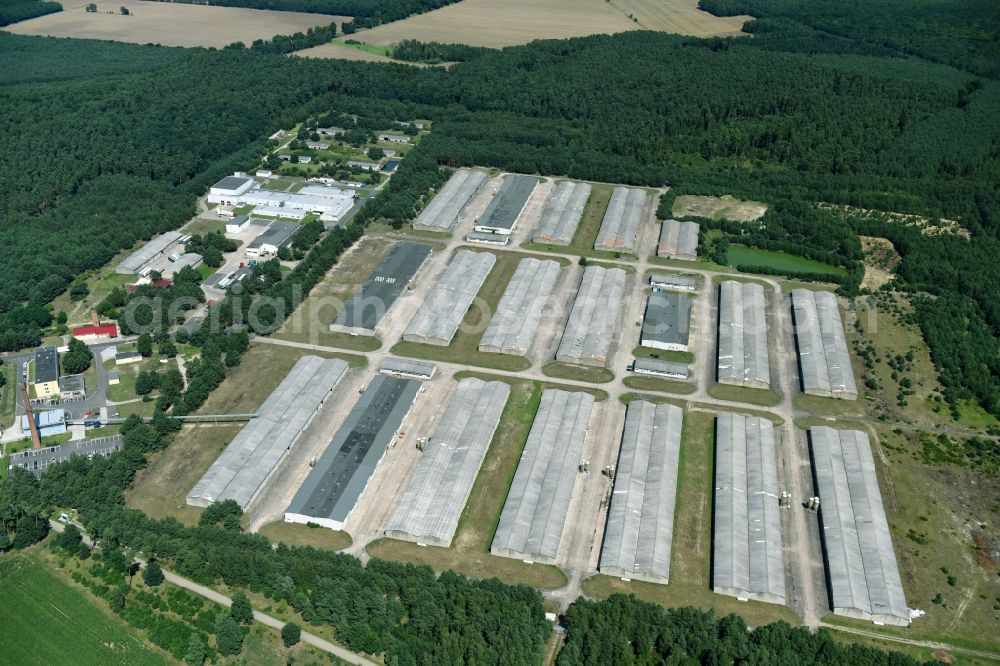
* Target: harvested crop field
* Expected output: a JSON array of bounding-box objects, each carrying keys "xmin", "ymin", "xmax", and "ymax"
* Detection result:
[
  {"xmin": 5, "ymin": 0, "xmax": 341, "ymax": 48},
  {"xmin": 615, "ymin": 0, "xmax": 750, "ymax": 37},
  {"xmin": 672, "ymin": 194, "xmax": 767, "ymax": 221},
  {"xmin": 296, "ymin": 42, "xmax": 395, "ymax": 62}
]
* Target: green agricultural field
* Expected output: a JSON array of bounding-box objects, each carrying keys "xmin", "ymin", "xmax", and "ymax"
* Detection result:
[
  {"xmin": 0, "ymin": 554, "xmax": 169, "ymax": 666},
  {"xmin": 727, "ymin": 245, "xmax": 847, "ymax": 276}
]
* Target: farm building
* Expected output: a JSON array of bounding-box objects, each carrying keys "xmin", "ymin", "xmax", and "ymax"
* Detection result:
[
  {"xmin": 378, "ymin": 357, "xmax": 437, "ymax": 380},
  {"xmin": 284, "ymin": 375, "xmax": 421, "ymax": 531},
  {"xmin": 8, "ymin": 435, "xmax": 123, "ymax": 477},
  {"xmin": 658, "ymin": 220, "xmax": 699, "ymax": 261},
  {"xmin": 532, "ymin": 181, "xmax": 591, "ymax": 245},
  {"xmin": 305, "ymin": 140, "xmax": 329, "ymax": 149},
  {"xmin": 713, "ymin": 413, "xmax": 786, "ymax": 605},
  {"xmin": 717, "ymin": 281, "xmax": 771, "ymax": 389},
  {"xmin": 491, "ymin": 389, "xmax": 594, "ymax": 564},
  {"xmin": 115, "ymin": 351, "xmax": 142, "ymax": 365},
  {"xmin": 33, "ymin": 346, "xmax": 60, "ymax": 398},
  {"xmin": 640, "ymin": 292, "xmax": 692, "ymax": 352},
  {"xmin": 631, "ymin": 357, "xmax": 689, "ymax": 380},
  {"xmin": 465, "ymin": 232, "xmax": 509, "ymax": 246},
  {"xmin": 159, "ymin": 253, "xmax": 203, "ymax": 278},
  {"xmin": 594, "ymin": 187, "xmax": 646, "ymax": 253},
  {"xmin": 650, "ymin": 274, "xmax": 697, "ymax": 291},
  {"xmin": 186, "ymin": 356, "xmax": 349, "ymax": 509},
  {"xmin": 556, "ymin": 265, "xmax": 626, "ymax": 367},
  {"xmin": 810, "ymin": 427, "xmax": 909, "ymax": 626},
  {"xmin": 791, "ymin": 289, "xmax": 858, "ymax": 399},
  {"xmin": 378, "ymin": 133, "xmax": 411, "ymax": 143},
  {"xmin": 208, "ymin": 175, "xmax": 254, "ymax": 205},
  {"xmin": 20, "ymin": 409, "xmax": 66, "ymax": 439},
  {"xmin": 479, "ymin": 258, "xmax": 561, "ymax": 355},
  {"xmin": 117, "ymin": 231, "xmax": 185, "ymax": 275},
  {"xmin": 403, "ymin": 249, "xmax": 496, "ymax": 346},
  {"xmin": 385, "ymin": 378, "xmax": 510, "ymax": 546},
  {"xmin": 600, "ymin": 400, "xmax": 683, "ymax": 583},
  {"xmin": 246, "ymin": 221, "xmax": 301, "ymax": 258},
  {"xmin": 413, "ymin": 169, "xmax": 487, "ymax": 232},
  {"xmin": 474, "ymin": 174, "xmax": 539, "ymax": 235},
  {"xmin": 346, "ymin": 160, "xmax": 379, "ymax": 171},
  {"xmin": 71, "ymin": 323, "xmax": 118, "ymax": 341},
  {"xmin": 330, "ymin": 242, "xmax": 433, "ymax": 335},
  {"xmin": 317, "ymin": 126, "xmax": 345, "ymax": 136}
]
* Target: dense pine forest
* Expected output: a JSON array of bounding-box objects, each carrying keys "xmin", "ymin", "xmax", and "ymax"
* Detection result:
[{"xmin": 0, "ymin": 0, "xmax": 60, "ymax": 27}]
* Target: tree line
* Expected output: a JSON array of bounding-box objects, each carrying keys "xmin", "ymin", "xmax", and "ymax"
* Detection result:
[{"xmin": 0, "ymin": 0, "xmax": 61, "ymax": 27}]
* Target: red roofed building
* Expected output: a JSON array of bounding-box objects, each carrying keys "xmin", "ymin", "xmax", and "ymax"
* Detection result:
[{"xmin": 71, "ymin": 323, "xmax": 119, "ymax": 341}]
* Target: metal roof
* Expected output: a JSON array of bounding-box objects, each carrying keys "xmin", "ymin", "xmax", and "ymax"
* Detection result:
[
  {"xmin": 331, "ymin": 243, "xmax": 432, "ymax": 334},
  {"xmin": 594, "ymin": 187, "xmax": 645, "ymax": 252},
  {"xmin": 186, "ymin": 356, "xmax": 349, "ymax": 508},
  {"xmin": 58, "ymin": 375, "xmax": 85, "ymax": 392},
  {"xmin": 413, "ymin": 169, "xmax": 487, "ymax": 232},
  {"xmin": 657, "ymin": 220, "xmax": 699, "ymax": 260},
  {"xmin": 118, "ymin": 231, "xmax": 183, "ymax": 273},
  {"xmin": 159, "ymin": 253, "xmax": 203, "ymax": 278},
  {"xmin": 791, "ymin": 289, "xmax": 858, "ymax": 399},
  {"xmin": 556, "ymin": 265, "xmax": 626, "ymax": 367},
  {"xmin": 385, "ymin": 378, "xmax": 510, "ymax": 546},
  {"xmin": 717, "ymin": 281, "xmax": 771, "ymax": 388},
  {"xmin": 465, "ymin": 232, "xmax": 509, "ymax": 245},
  {"xmin": 479, "ymin": 258, "xmax": 561, "ymax": 355},
  {"xmin": 650, "ymin": 274, "xmax": 697, "ymax": 289},
  {"xmin": 8, "ymin": 435, "xmax": 123, "ymax": 477},
  {"xmin": 212, "ymin": 175, "xmax": 253, "ymax": 192},
  {"xmin": 640, "ymin": 292, "xmax": 692, "ymax": 348},
  {"xmin": 34, "ymin": 346, "xmax": 59, "ymax": 384},
  {"xmin": 599, "ymin": 400, "xmax": 682, "ymax": 583},
  {"xmin": 491, "ymin": 389, "xmax": 594, "ymax": 564},
  {"xmin": 532, "ymin": 181, "xmax": 591, "ymax": 245},
  {"xmin": 285, "ymin": 375, "xmax": 421, "ymax": 528},
  {"xmin": 248, "ymin": 221, "xmax": 301, "ymax": 250},
  {"xmin": 475, "ymin": 175, "xmax": 538, "ymax": 234},
  {"xmin": 378, "ymin": 357, "xmax": 436, "ymax": 379},
  {"xmin": 810, "ymin": 427, "xmax": 909, "ymax": 625},
  {"xmin": 403, "ymin": 249, "xmax": 496, "ymax": 345},
  {"xmin": 713, "ymin": 412, "xmax": 786, "ymax": 604},
  {"xmin": 632, "ymin": 357, "xmax": 689, "ymax": 379}
]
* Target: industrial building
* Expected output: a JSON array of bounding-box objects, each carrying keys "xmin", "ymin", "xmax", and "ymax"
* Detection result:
[
  {"xmin": 465, "ymin": 232, "xmax": 509, "ymax": 246},
  {"xmin": 810, "ymin": 427, "xmax": 909, "ymax": 626},
  {"xmin": 556, "ymin": 265, "xmax": 626, "ymax": 367},
  {"xmin": 58, "ymin": 375, "xmax": 85, "ymax": 399},
  {"xmin": 186, "ymin": 356, "xmax": 349, "ymax": 508},
  {"xmin": 226, "ymin": 214, "xmax": 252, "ymax": 234},
  {"xmin": 285, "ymin": 375, "xmax": 421, "ymax": 531},
  {"xmin": 791, "ymin": 289, "xmax": 858, "ymax": 399},
  {"xmin": 474, "ymin": 175, "xmax": 539, "ymax": 235},
  {"xmin": 413, "ymin": 170, "xmax": 488, "ymax": 233},
  {"xmin": 117, "ymin": 231, "xmax": 185, "ymax": 275},
  {"xmin": 640, "ymin": 292, "xmax": 692, "ymax": 352},
  {"xmin": 378, "ymin": 357, "xmax": 437, "ymax": 380},
  {"xmin": 717, "ymin": 281, "xmax": 771, "ymax": 389},
  {"xmin": 631, "ymin": 357, "xmax": 689, "ymax": 380},
  {"xmin": 657, "ymin": 220, "xmax": 699, "ymax": 261},
  {"xmin": 385, "ymin": 378, "xmax": 510, "ymax": 546},
  {"xmin": 331, "ymin": 243, "xmax": 432, "ymax": 335},
  {"xmin": 20, "ymin": 409, "xmax": 66, "ymax": 439},
  {"xmin": 713, "ymin": 413, "xmax": 786, "ymax": 605},
  {"xmin": 403, "ymin": 249, "xmax": 496, "ymax": 346},
  {"xmin": 594, "ymin": 187, "xmax": 646, "ymax": 253},
  {"xmin": 209, "ymin": 175, "xmax": 356, "ymax": 222},
  {"xmin": 246, "ymin": 221, "xmax": 301, "ymax": 258},
  {"xmin": 491, "ymin": 390, "xmax": 595, "ymax": 564},
  {"xmin": 599, "ymin": 400, "xmax": 683, "ymax": 583},
  {"xmin": 33, "ymin": 346, "xmax": 60, "ymax": 398},
  {"xmin": 8, "ymin": 435, "xmax": 123, "ymax": 477},
  {"xmin": 532, "ymin": 181, "xmax": 591, "ymax": 245},
  {"xmin": 159, "ymin": 252, "xmax": 204, "ymax": 278},
  {"xmin": 479, "ymin": 258, "xmax": 561, "ymax": 355},
  {"xmin": 650, "ymin": 274, "xmax": 697, "ymax": 291},
  {"xmin": 208, "ymin": 175, "xmax": 254, "ymax": 205}
]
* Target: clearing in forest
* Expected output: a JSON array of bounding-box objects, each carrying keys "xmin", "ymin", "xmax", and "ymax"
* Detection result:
[
  {"xmin": 5, "ymin": 0, "xmax": 340, "ymax": 48},
  {"xmin": 672, "ymin": 194, "xmax": 768, "ymax": 222},
  {"xmin": 859, "ymin": 236, "xmax": 900, "ymax": 290}
]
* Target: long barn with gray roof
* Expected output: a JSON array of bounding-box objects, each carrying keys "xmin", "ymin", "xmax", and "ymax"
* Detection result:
[
  {"xmin": 385, "ymin": 378, "xmax": 510, "ymax": 546},
  {"xmin": 479, "ymin": 258, "xmax": 561, "ymax": 355},
  {"xmin": 718, "ymin": 280, "xmax": 771, "ymax": 389},
  {"xmin": 713, "ymin": 412, "xmax": 786, "ymax": 605},
  {"xmin": 491, "ymin": 389, "xmax": 594, "ymax": 564},
  {"xmin": 791, "ymin": 289, "xmax": 858, "ymax": 399},
  {"xmin": 403, "ymin": 249, "xmax": 496, "ymax": 346},
  {"xmin": 556, "ymin": 265, "xmax": 626, "ymax": 367},
  {"xmin": 532, "ymin": 181, "xmax": 591, "ymax": 245},
  {"xmin": 187, "ymin": 356, "xmax": 349, "ymax": 509},
  {"xmin": 658, "ymin": 220, "xmax": 699, "ymax": 261},
  {"xmin": 285, "ymin": 375, "xmax": 421, "ymax": 531},
  {"xmin": 810, "ymin": 427, "xmax": 909, "ymax": 626},
  {"xmin": 600, "ymin": 401, "xmax": 683, "ymax": 583},
  {"xmin": 413, "ymin": 169, "xmax": 487, "ymax": 232},
  {"xmin": 594, "ymin": 187, "xmax": 646, "ymax": 253}
]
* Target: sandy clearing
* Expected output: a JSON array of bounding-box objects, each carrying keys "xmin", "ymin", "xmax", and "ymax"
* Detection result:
[
  {"xmin": 672, "ymin": 194, "xmax": 768, "ymax": 222},
  {"xmin": 5, "ymin": 0, "xmax": 341, "ymax": 48}
]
